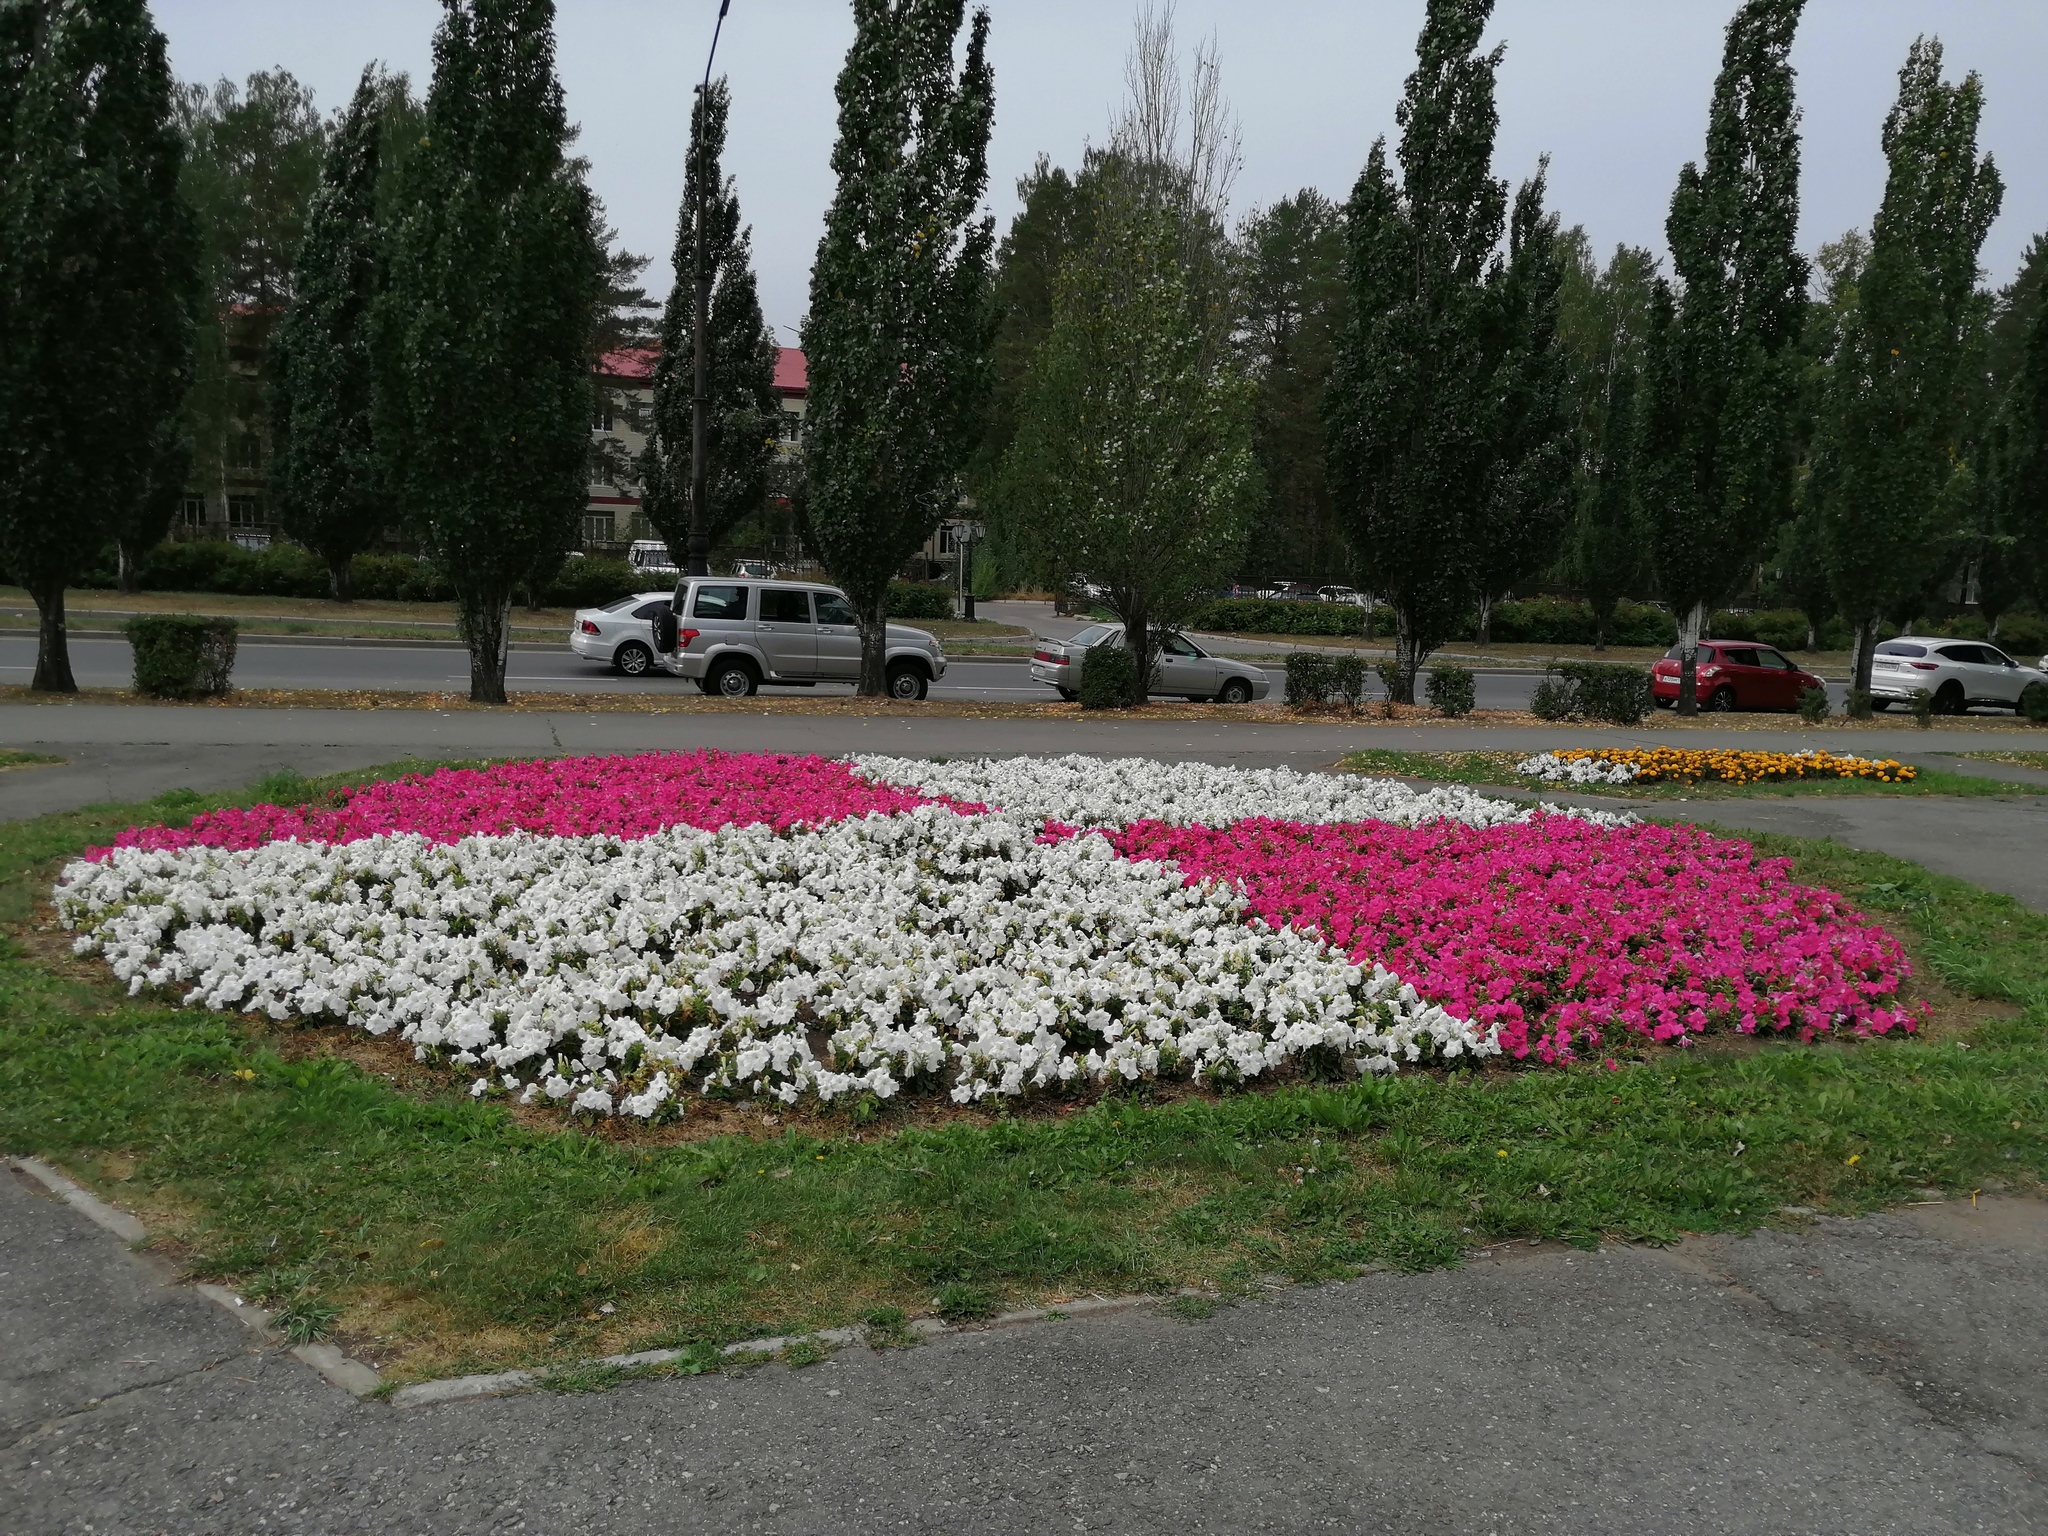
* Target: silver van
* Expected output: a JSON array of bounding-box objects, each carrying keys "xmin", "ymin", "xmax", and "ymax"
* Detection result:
[{"xmin": 653, "ymin": 577, "xmax": 948, "ymax": 699}]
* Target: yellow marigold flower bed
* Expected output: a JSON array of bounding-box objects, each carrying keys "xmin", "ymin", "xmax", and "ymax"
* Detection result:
[{"xmin": 1547, "ymin": 747, "xmax": 1917, "ymax": 786}]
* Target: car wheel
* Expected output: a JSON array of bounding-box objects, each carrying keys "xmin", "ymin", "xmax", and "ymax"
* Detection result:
[
  {"xmin": 1708, "ymin": 687, "xmax": 1737, "ymax": 712},
  {"xmin": 1935, "ymin": 680, "xmax": 1966, "ymax": 715},
  {"xmin": 1215, "ymin": 677, "xmax": 1254, "ymax": 705},
  {"xmin": 613, "ymin": 641, "xmax": 653, "ymax": 677},
  {"xmin": 1057, "ymin": 687, "xmax": 1078, "ymax": 702},
  {"xmin": 887, "ymin": 662, "xmax": 929, "ymax": 701},
  {"xmin": 708, "ymin": 657, "xmax": 758, "ymax": 698}
]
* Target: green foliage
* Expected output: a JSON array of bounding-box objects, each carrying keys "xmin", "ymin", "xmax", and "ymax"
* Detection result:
[
  {"xmin": 1815, "ymin": 39, "xmax": 2003, "ymax": 695},
  {"xmin": 1989, "ymin": 250, "xmax": 2048, "ymax": 625},
  {"xmin": 1475, "ymin": 596, "xmax": 1674, "ymax": 648},
  {"xmin": 933, "ymin": 1282, "xmax": 997, "ymax": 1324},
  {"xmin": 1283, "ymin": 652, "xmax": 1333, "ymax": 707},
  {"xmin": 1798, "ymin": 685, "xmax": 1832, "ymax": 723},
  {"xmin": 640, "ymin": 79, "xmax": 778, "ymax": 567},
  {"xmin": 1846, "ymin": 689, "xmax": 1875, "ymax": 720},
  {"xmin": 1191, "ymin": 598, "xmax": 1365, "ymax": 636},
  {"xmin": 1077, "ymin": 642, "xmax": 1140, "ymax": 710},
  {"xmin": 542, "ymin": 558, "xmax": 638, "ymax": 611},
  {"xmin": 374, "ymin": 0, "xmax": 603, "ymax": 703},
  {"xmin": 271, "ymin": 69, "xmax": 406, "ymax": 602},
  {"xmin": 802, "ymin": 1, "xmax": 995, "ymax": 693},
  {"xmin": 2020, "ymin": 683, "xmax": 2048, "ymax": 725},
  {"xmin": 126, "ymin": 615, "xmax": 238, "ymax": 698},
  {"xmin": 1426, "ymin": 665, "xmax": 1476, "ymax": 717},
  {"xmin": 1004, "ymin": 186, "xmax": 1258, "ymax": 699},
  {"xmin": 0, "ymin": 0, "xmax": 200, "ymax": 690},
  {"xmin": 1529, "ymin": 675, "xmax": 1573, "ymax": 721},
  {"xmin": 885, "ymin": 581, "xmax": 955, "ymax": 620},
  {"xmin": 1765, "ymin": 506, "xmax": 1834, "ymax": 651},
  {"xmin": 1636, "ymin": 0, "xmax": 1810, "ymax": 714},
  {"xmin": 1329, "ymin": 656, "xmax": 1367, "ymax": 710},
  {"xmin": 1530, "ymin": 662, "xmax": 1652, "ymax": 725},
  {"xmin": 1909, "ymin": 687, "xmax": 1936, "ymax": 728}
]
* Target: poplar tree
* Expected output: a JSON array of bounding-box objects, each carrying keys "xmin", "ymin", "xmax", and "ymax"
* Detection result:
[
  {"xmin": 1325, "ymin": 0, "xmax": 1563, "ymax": 700},
  {"xmin": 0, "ymin": 0, "xmax": 197, "ymax": 692},
  {"xmin": 271, "ymin": 68, "xmax": 401, "ymax": 602},
  {"xmin": 1991, "ymin": 264, "xmax": 2048, "ymax": 623},
  {"xmin": 1814, "ymin": 37, "xmax": 2002, "ymax": 696},
  {"xmin": 640, "ymin": 79, "xmax": 777, "ymax": 564},
  {"xmin": 1634, "ymin": 0, "xmax": 1809, "ymax": 714},
  {"xmin": 375, "ymin": 0, "xmax": 602, "ymax": 704},
  {"xmin": 802, "ymin": 0, "xmax": 995, "ymax": 695}
]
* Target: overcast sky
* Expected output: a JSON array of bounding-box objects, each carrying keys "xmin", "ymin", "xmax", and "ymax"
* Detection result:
[{"xmin": 156, "ymin": 0, "xmax": 2048, "ymax": 342}]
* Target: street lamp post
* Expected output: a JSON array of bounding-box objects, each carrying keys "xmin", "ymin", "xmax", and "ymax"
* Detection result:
[{"xmin": 686, "ymin": 0, "xmax": 732, "ymax": 580}]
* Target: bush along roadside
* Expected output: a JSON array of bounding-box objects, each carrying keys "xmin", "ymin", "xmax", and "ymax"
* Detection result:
[
  {"xmin": 1078, "ymin": 642, "xmax": 1141, "ymax": 708},
  {"xmin": 1529, "ymin": 662, "xmax": 1651, "ymax": 725},
  {"xmin": 125, "ymin": 615, "xmax": 237, "ymax": 699}
]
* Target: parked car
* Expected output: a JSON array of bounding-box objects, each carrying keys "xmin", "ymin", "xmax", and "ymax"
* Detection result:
[
  {"xmin": 651, "ymin": 576, "xmax": 946, "ymax": 699},
  {"xmin": 1868, "ymin": 637, "xmax": 2048, "ymax": 714},
  {"xmin": 1029, "ymin": 623, "xmax": 1270, "ymax": 703},
  {"xmin": 1316, "ymin": 585, "xmax": 1367, "ymax": 607},
  {"xmin": 627, "ymin": 540, "xmax": 678, "ymax": 578},
  {"xmin": 1650, "ymin": 640, "xmax": 1826, "ymax": 712},
  {"xmin": 569, "ymin": 590, "xmax": 674, "ymax": 677},
  {"xmin": 730, "ymin": 558, "xmax": 777, "ymax": 579}
]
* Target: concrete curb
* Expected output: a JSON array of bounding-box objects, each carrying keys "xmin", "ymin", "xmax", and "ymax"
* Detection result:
[
  {"xmin": 9, "ymin": 1156, "xmax": 384, "ymax": 1401},
  {"xmin": 386, "ymin": 1288, "xmax": 1219, "ymax": 1410}
]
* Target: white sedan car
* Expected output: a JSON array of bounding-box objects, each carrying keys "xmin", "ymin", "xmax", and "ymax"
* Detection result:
[
  {"xmin": 1030, "ymin": 623, "xmax": 1271, "ymax": 702},
  {"xmin": 569, "ymin": 590, "xmax": 673, "ymax": 677},
  {"xmin": 1870, "ymin": 637, "xmax": 2048, "ymax": 715}
]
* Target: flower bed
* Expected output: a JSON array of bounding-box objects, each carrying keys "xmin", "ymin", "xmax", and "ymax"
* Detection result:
[
  {"xmin": 1518, "ymin": 747, "xmax": 1916, "ymax": 787},
  {"xmin": 56, "ymin": 751, "xmax": 1918, "ymax": 1118}
]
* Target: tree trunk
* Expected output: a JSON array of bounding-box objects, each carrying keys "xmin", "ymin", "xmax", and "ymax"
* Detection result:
[
  {"xmin": 1805, "ymin": 619, "xmax": 1818, "ymax": 652},
  {"xmin": 1592, "ymin": 605, "xmax": 1608, "ymax": 654},
  {"xmin": 328, "ymin": 553, "xmax": 354, "ymax": 604},
  {"xmin": 464, "ymin": 589, "xmax": 512, "ymax": 704},
  {"xmin": 29, "ymin": 579, "xmax": 78, "ymax": 693},
  {"xmin": 1389, "ymin": 606, "xmax": 1419, "ymax": 705},
  {"xmin": 1988, "ymin": 610, "xmax": 2002, "ymax": 643},
  {"xmin": 856, "ymin": 593, "xmax": 889, "ymax": 697},
  {"xmin": 1476, "ymin": 594, "xmax": 1493, "ymax": 647},
  {"xmin": 116, "ymin": 540, "xmax": 143, "ymax": 594},
  {"xmin": 1125, "ymin": 595, "xmax": 1152, "ymax": 705},
  {"xmin": 1850, "ymin": 613, "xmax": 1880, "ymax": 696},
  {"xmin": 1675, "ymin": 599, "xmax": 1705, "ymax": 717}
]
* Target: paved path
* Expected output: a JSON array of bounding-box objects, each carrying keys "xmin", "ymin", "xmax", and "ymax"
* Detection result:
[
  {"xmin": 6, "ymin": 705, "xmax": 2047, "ymax": 904},
  {"xmin": 5, "ymin": 1164, "xmax": 2044, "ymax": 1535}
]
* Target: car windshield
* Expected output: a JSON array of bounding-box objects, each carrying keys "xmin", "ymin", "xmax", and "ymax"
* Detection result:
[
  {"xmin": 1158, "ymin": 632, "xmax": 1202, "ymax": 657},
  {"xmin": 1876, "ymin": 642, "xmax": 1927, "ymax": 658},
  {"xmin": 1066, "ymin": 624, "xmax": 1115, "ymax": 648}
]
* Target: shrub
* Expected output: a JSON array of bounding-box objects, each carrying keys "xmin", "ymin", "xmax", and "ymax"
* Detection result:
[
  {"xmin": 1463, "ymin": 597, "xmax": 1675, "ymax": 648},
  {"xmin": 1426, "ymin": 664, "xmax": 1475, "ymax": 717},
  {"xmin": 1560, "ymin": 661, "xmax": 1652, "ymax": 725},
  {"xmin": 1797, "ymin": 685, "xmax": 1831, "ymax": 724},
  {"xmin": 886, "ymin": 581, "xmax": 955, "ymax": 620},
  {"xmin": 542, "ymin": 557, "xmax": 639, "ymax": 610},
  {"xmin": 1845, "ymin": 689, "xmax": 1874, "ymax": 720},
  {"xmin": 1329, "ymin": 654, "xmax": 1367, "ymax": 710},
  {"xmin": 1529, "ymin": 675, "xmax": 1573, "ymax": 721},
  {"xmin": 351, "ymin": 552, "xmax": 455, "ymax": 602},
  {"xmin": 1909, "ymin": 687, "xmax": 1935, "ymax": 729},
  {"xmin": 1374, "ymin": 658, "xmax": 1407, "ymax": 706},
  {"xmin": 126, "ymin": 615, "xmax": 237, "ymax": 698},
  {"xmin": 1190, "ymin": 597, "xmax": 1366, "ymax": 637},
  {"xmin": 933, "ymin": 1282, "xmax": 997, "ymax": 1324},
  {"xmin": 1992, "ymin": 612, "xmax": 2048, "ymax": 656},
  {"xmin": 1078, "ymin": 642, "xmax": 1140, "ymax": 708},
  {"xmin": 1283, "ymin": 651, "xmax": 1333, "ymax": 707},
  {"xmin": 2021, "ymin": 682, "xmax": 2048, "ymax": 725}
]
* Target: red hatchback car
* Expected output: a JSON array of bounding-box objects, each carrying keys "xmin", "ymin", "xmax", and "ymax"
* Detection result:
[{"xmin": 1650, "ymin": 641, "xmax": 1825, "ymax": 712}]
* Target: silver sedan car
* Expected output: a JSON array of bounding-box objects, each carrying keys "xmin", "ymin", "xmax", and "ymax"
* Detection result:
[{"xmin": 1030, "ymin": 622, "xmax": 1271, "ymax": 703}]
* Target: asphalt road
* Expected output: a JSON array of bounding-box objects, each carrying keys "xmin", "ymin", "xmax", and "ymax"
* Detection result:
[{"xmin": 6, "ymin": 1163, "xmax": 2045, "ymax": 1536}]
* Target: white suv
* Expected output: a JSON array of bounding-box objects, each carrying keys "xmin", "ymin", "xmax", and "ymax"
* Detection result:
[
  {"xmin": 1870, "ymin": 637, "xmax": 2048, "ymax": 715},
  {"xmin": 652, "ymin": 577, "xmax": 947, "ymax": 699}
]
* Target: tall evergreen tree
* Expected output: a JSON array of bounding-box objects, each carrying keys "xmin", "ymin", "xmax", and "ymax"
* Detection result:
[
  {"xmin": 1991, "ymin": 264, "xmax": 2048, "ymax": 624},
  {"xmin": 271, "ymin": 68, "xmax": 402, "ymax": 602},
  {"xmin": 640, "ymin": 79, "xmax": 776, "ymax": 566},
  {"xmin": 1325, "ymin": 0, "xmax": 1563, "ymax": 700},
  {"xmin": 375, "ymin": 0, "xmax": 602, "ymax": 704},
  {"xmin": 1574, "ymin": 366, "xmax": 1641, "ymax": 650},
  {"xmin": 1813, "ymin": 36, "xmax": 2001, "ymax": 697},
  {"xmin": 802, "ymin": 0, "xmax": 995, "ymax": 695},
  {"xmin": 0, "ymin": 0, "xmax": 197, "ymax": 692},
  {"xmin": 1768, "ymin": 503, "xmax": 1834, "ymax": 649},
  {"xmin": 1238, "ymin": 188, "xmax": 1348, "ymax": 586},
  {"xmin": 1634, "ymin": 0, "xmax": 1809, "ymax": 714},
  {"xmin": 1988, "ymin": 233, "xmax": 2048, "ymax": 396}
]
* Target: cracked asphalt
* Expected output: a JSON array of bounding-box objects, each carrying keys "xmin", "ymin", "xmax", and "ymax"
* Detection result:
[{"xmin": 5, "ymin": 1163, "xmax": 2046, "ymax": 1535}]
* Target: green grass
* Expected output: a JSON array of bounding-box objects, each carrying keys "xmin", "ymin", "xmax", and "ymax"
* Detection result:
[
  {"xmin": 1340, "ymin": 747, "xmax": 2042, "ymax": 799},
  {"xmin": 1, "ymin": 762, "xmax": 2043, "ymax": 1385},
  {"xmin": 0, "ymin": 750, "xmax": 63, "ymax": 771},
  {"xmin": 1954, "ymin": 750, "xmax": 2048, "ymax": 773}
]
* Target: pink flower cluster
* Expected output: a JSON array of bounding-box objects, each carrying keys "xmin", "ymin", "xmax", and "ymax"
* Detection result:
[
  {"xmin": 97, "ymin": 751, "xmax": 959, "ymax": 856},
  {"xmin": 1107, "ymin": 816, "xmax": 1920, "ymax": 1060}
]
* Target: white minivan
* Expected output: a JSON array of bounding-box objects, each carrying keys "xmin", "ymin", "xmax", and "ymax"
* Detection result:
[{"xmin": 652, "ymin": 577, "xmax": 947, "ymax": 699}]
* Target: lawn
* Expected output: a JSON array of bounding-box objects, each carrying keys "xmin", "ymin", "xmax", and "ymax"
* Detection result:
[
  {"xmin": 1339, "ymin": 747, "xmax": 2042, "ymax": 799},
  {"xmin": 0, "ymin": 751, "xmax": 63, "ymax": 772},
  {"xmin": 1954, "ymin": 750, "xmax": 2048, "ymax": 774},
  {"xmin": 2, "ymin": 763, "xmax": 2041, "ymax": 1386}
]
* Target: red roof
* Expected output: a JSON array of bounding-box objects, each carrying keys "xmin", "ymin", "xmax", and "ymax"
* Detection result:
[
  {"xmin": 597, "ymin": 347, "xmax": 657, "ymax": 381},
  {"xmin": 774, "ymin": 347, "xmax": 807, "ymax": 395}
]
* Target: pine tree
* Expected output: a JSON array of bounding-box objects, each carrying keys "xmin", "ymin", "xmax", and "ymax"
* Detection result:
[
  {"xmin": 375, "ymin": 0, "xmax": 603, "ymax": 704},
  {"xmin": 1813, "ymin": 37, "xmax": 2002, "ymax": 697},
  {"xmin": 1635, "ymin": 0, "xmax": 1810, "ymax": 714},
  {"xmin": 0, "ymin": 0, "xmax": 198, "ymax": 692},
  {"xmin": 802, "ymin": 0, "xmax": 995, "ymax": 695},
  {"xmin": 640, "ymin": 79, "xmax": 776, "ymax": 568},
  {"xmin": 1326, "ymin": 0, "xmax": 1563, "ymax": 701},
  {"xmin": 271, "ymin": 68, "xmax": 402, "ymax": 602}
]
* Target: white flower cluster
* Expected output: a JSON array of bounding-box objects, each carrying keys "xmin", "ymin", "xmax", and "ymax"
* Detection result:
[
  {"xmin": 851, "ymin": 753, "xmax": 1627, "ymax": 829},
  {"xmin": 1514, "ymin": 752, "xmax": 1642, "ymax": 786},
  {"xmin": 56, "ymin": 805, "xmax": 1497, "ymax": 1118}
]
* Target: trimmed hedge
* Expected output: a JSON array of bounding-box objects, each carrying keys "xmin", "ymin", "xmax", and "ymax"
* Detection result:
[
  {"xmin": 1529, "ymin": 661, "xmax": 1651, "ymax": 725},
  {"xmin": 1426, "ymin": 664, "xmax": 1475, "ymax": 717},
  {"xmin": 542, "ymin": 557, "xmax": 640, "ymax": 610},
  {"xmin": 1194, "ymin": 598, "xmax": 1366, "ymax": 636},
  {"xmin": 1078, "ymin": 642, "xmax": 1140, "ymax": 708},
  {"xmin": 126, "ymin": 615, "xmax": 237, "ymax": 698},
  {"xmin": 886, "ymin": 581, "xmax": 956, "ymax": 620}
]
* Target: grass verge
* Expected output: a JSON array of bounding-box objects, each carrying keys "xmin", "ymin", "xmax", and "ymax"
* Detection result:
[
  {"xmin": 1954, "ymin": 750, "xmax": 2048, "ymax": 773},
  {"xmin": 0, "ymin": 751, "xmax": 63, "ymax": 772},
  {"xmin": 1, "ymin": 763, "xmax": 2042, "ymax": 1386},
  {"xmin": 1339, "ymin": 747, "xmax": 2044, "ymax": 799}
]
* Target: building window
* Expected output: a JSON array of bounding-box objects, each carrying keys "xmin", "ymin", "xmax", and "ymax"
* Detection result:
[
  {"xmin": 180, "ymin": 496, "xmax": 206, "ymax": 527},
  {"xmin": 227, "ymin": 497, "xmax": 264, "ymax": 527},
  {"xmin": 231, "ymin": 431, "xmax": 264, "ymax": 470},
  {"xmin": 582, "ymin": 512, "xmax": 616, "ymax": 546},
  {"xmin": 780, "ymin": 410, "xmax": 803, "ymax": 442},
  {"xmin": 593, "ymin": 397, "xmax": 614, "ymax": 433}
]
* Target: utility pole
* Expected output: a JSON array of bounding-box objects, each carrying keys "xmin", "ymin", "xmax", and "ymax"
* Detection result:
[{"xmin": 687, "ymin": 0, "xmax": 732, "ymax": 579}]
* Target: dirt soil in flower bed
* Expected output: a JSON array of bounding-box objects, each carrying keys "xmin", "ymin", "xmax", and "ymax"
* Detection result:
[{"xmin": 5, "ymin": 682, "xmax": 2046, "ymax": 733}]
